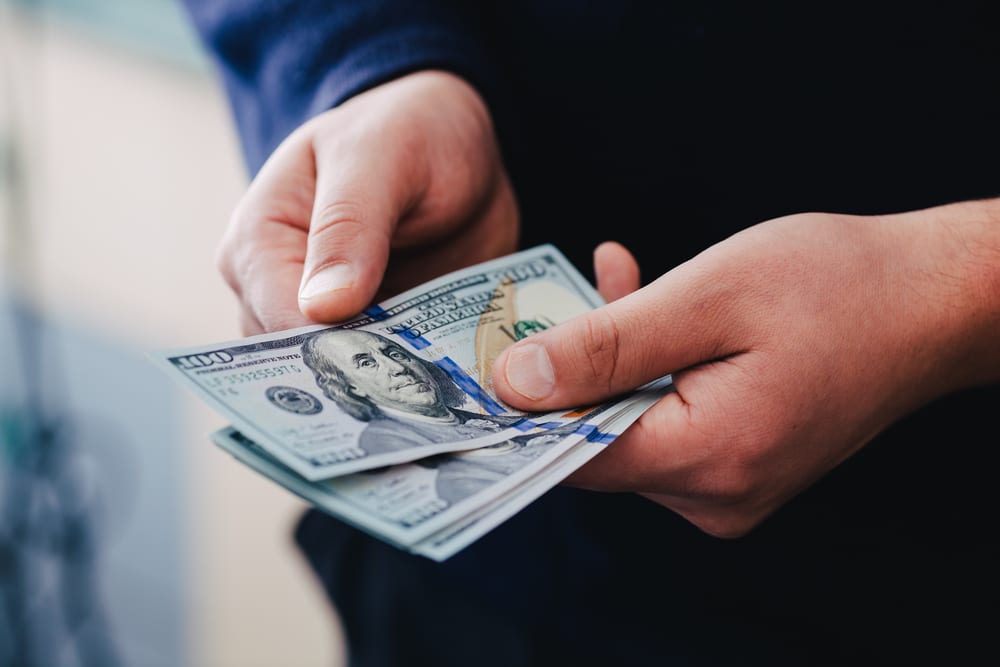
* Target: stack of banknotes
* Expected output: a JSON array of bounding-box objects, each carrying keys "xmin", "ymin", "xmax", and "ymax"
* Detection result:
[{"xmin": 151, "ymin": 245, "xmax": 672, "ymax": 561}]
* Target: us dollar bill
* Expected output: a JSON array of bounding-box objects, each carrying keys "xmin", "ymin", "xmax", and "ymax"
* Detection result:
[
  {"xmin": 211, "ymin": 375, "xmax": 673, "ymax": 560},
  {"xmin": 409, "ymin": 376, "xmax": 674, "ymax": 560},
  {"xmin": 151, "ymin": 245, "xmax": 620, "ymax": 481}
]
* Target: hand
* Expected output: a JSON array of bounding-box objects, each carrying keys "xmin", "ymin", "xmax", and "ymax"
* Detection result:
[
  {"xmin": 218, "ymin": 70, "xmax": 519, "ymax": 335},
  {"xmin": 493, "ymin": 206, "xmax": 1000, "ymax": 537}
]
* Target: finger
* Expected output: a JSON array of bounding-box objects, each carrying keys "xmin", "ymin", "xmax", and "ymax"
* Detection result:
[
  {"xmin": 219, "ymin": 135, "xmax": 326, "ymax": 333},
  {"xmin": 561, "ymin": 364, "xmax": 752, "ymax": 525},
  {"xmin": 563, "ymin": 370, "xmax": 790, "ymax": 538},
  {"xmin": 594, "ymin": 240, "xmax": 640, "ymax": 302},
  {"xmin": 238, "ymin": 306, "xmax": 263, "ymax": 337},
  {"xmin": 491, "ymin": 253, "xmax": 747, "ymax": 410},
  {"xmin": 227, "ymin": 226, "xmax": 315, "ymax": 332},
  {"xmin": 296, "ymin": 118, "xmax": 417, "ymax": 323},
  {"xmin": 562, "ymin": 390, "xmax": 690, "ymax": 491}
]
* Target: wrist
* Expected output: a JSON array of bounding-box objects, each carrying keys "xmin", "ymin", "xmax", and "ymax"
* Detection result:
[{"xmin": 897, "ymin": 198, "xmax": 1000, "ymax": 392}]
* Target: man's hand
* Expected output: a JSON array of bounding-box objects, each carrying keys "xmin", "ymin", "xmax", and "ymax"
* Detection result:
[
  {"xmin": 494, "ymin": 205, "xmax": 1000, "ymax": 538},
  {"xmin": 218, "ymin": 70, "xmax": 519, "ymax": 335}
]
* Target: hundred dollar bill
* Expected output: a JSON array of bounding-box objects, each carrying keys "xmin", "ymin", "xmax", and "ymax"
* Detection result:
[
  {"xmin": 151, "ymin": 245, "xmax": 615, "ymax": 481},
  {"xmin": 410, "ymin": 377, "xmax": 673, "ymax": 560},
  {"xmin": 210, "ymin": 375, "xmax": 673, "ymax": 559}
]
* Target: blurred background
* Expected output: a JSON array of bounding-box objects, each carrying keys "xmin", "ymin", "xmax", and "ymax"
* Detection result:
[{"xmin": 1, "ymin": 0, "xmax": 345, "ymax": 665}]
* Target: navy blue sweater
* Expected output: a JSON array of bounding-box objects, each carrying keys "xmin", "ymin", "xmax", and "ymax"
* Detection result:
[{"xmin": 182, "ymin": 2, "xmax": 1000, "ymax": 665}]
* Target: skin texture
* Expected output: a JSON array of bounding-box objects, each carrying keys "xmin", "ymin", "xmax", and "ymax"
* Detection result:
[
  {"xmin": 497, "ymin": 204, "xmax": 1000, "ymax": 537},
  {"xmin": 217, "ymin": 70, "xmax": 519, "ymax": 335},
  {"xmin": 217, "ymin": 69, "xmax": 1000, "ymax": 539}
]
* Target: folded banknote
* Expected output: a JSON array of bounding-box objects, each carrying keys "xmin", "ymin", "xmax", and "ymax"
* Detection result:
[
  {"xmin": 212, "ymin": 375, "xmax": 671, "ymax": 561},
  {"xmin": 150, "ymin": 245, "xmax": 672, "ymax": 558}
]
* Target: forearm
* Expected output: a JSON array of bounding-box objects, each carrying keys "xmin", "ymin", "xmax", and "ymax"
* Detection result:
[{"xmin": 896, "ymin": 197, "xmax": 1000, "ymax": 394}]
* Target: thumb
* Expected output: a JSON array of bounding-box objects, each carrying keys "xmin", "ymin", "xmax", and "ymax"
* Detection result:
[
  {"xmin": 296, "ymin": 119, "xmax": 416, "ymax": 323},
  {"xmin": 491, "ymin": 256, "xmax": 739, "ymax": 410}
]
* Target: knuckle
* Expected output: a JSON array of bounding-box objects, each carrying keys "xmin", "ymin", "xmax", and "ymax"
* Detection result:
[
  {"xmin": 693, "ymin": 512, "xmax": 757, "ymax": 540},
  {"xmin": 214, "ymin": 233, "xmax": 240, "ymax": 293},
  {"xmin": 215, "ymin": 206, "xmax": 256, "ymax": 292},
  {"xmin": 712, "ymin": 466, "xmax": 757, "ymax": 502},
  {"xmin": 577, "ymin": 309, "xmax": 622, "ymax": 390},
  {"xmin": 681, "ymin": 464, "xmax": 774, "ymax": 539},
  {"xmin": 310, "ymin": 200, "xmax": 369, "ymax": 239}
]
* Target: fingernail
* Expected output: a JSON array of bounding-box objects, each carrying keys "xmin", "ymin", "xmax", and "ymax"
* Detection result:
[
  {"xmin": 300, "ymin": 262, "xmax": 356, "ymax": 300},
  {"xmin": 504, "ymin": 343, "xmax": 554, "ymax": 400}
]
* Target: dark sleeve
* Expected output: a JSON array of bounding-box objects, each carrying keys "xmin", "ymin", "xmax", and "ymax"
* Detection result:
[{"xmin": 179, "ymin": 1, "xmax": 501, "ymax": 175}]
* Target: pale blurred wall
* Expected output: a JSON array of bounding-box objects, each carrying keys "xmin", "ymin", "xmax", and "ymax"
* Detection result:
[{"xmin": 2, "ymin": 3, "xmax": 345, "ymax": 666}]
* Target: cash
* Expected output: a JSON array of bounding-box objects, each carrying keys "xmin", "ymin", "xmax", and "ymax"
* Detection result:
[
  {"xmin": 151, "ymin": 245, "xmax": 671, "ymax": 560},
  {"xmin": 212, "ymin": 376, "xmax": 671, "ymax": 561}
]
